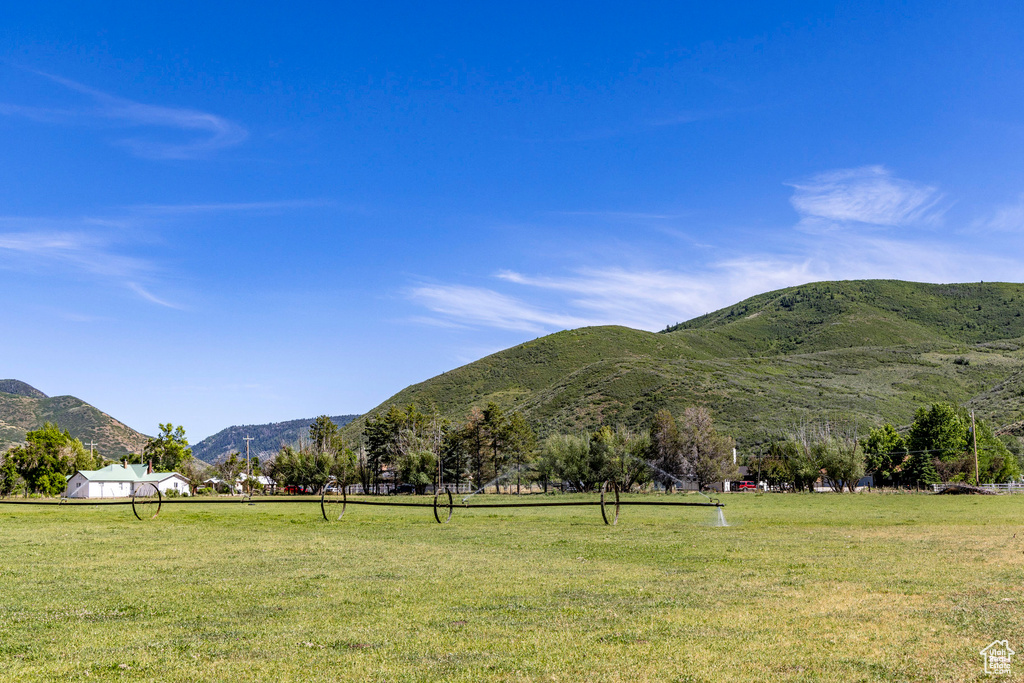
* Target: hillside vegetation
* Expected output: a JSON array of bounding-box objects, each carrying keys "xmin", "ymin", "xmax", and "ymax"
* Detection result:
[
  {"xmin": 0, "ymin": 380, "xmax": 47, "ymax": 399},
  {"xmin": 343, "ymin": 280, "xmax": 1024, "ymax": 447},
  {"xmin": 0, "ymin": 382, "xmax": 148, "ymax": 456}
]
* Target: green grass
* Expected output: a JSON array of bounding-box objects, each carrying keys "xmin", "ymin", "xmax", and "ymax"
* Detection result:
[{"xmin": 1, "ymin": 494, "xmax": 1022, "ymax": 681}]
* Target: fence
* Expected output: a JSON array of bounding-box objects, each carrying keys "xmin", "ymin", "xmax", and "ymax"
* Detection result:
[
  {"xmin": 342, "ymin": 483, "xmax": 476, "ymax": 495},
  {"xmin": 932, "ymin": 482, "xmax": 1024, "ymax": 493}
]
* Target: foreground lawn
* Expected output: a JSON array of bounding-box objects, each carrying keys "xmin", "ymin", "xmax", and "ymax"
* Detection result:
[{"xmin": 0, "ymin": 493, "xmax": 1021, "ymax": 682}]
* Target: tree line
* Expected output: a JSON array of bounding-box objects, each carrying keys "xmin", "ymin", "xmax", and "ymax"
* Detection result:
[
  {"xmin": 249, "ymin": 403, "xmax": 740, "ymax": 496},
  {"xmin": 0, "ymin": 422, "xmax": 198, "ymax": 497},
  {"xmin": 259, "ymin": 403, "xmax": 739, "ymax": 495},
  {"xmin": 754, "ymin": 403, "xmax": 1022, "ymax": 491},
  {"xmin": 5, "ymin": 400, "xmax": 1021, "ymax": 498}
]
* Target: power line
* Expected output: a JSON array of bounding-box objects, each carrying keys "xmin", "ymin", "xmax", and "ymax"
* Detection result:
[{"xmin": 763, "ymin": 446, "xmax": 996, "ymax": 458}]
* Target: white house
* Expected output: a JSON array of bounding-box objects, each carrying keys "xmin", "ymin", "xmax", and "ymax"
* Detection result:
[
  {"xmin": 202, "ymin": 473, "xmax": 275, "ymax": 494},
  {"xmin": 240, "ymin": 472, "xmax": 275, "ymax": 491},
  {"xmin": 64, "ymin": 463, "xmax": 191, "ymax": 499},
  {"xmin": 202, "ymin": 476, "xmax": 236, "ymax": 493}
]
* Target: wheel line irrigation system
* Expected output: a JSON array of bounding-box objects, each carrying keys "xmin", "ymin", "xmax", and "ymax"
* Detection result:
[{"xmin": 0, "ymin": 481, "xmax": 726, "ymax": 526}]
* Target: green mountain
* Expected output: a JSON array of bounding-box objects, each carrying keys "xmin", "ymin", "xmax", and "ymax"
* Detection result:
[
  {"xmin": 342, "ymin": 280, "xmax": 1024, "ymax": 447},
  {"xmin": 0, "ymin": 380, "xmax": 48, "ymax": 399},
  {"xmin": 0, "ymin": 381, "xmax": 149, "ymax": 456},
  {"xmin": 191, "ymin": 415, "xmax": 359, "ymax": 464}
]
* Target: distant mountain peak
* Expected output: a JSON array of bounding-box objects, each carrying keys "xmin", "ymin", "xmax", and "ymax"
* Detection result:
[
  {"xmin": 0, "ymin": 382, "xmax": 147, "ymax": 456},
  {"xmin": 0, "ymin": 380, "xmax": 48, "ymax": 399},
  {"xmin": 190, "ymin": 414, "xmax": 360, "ymax": 463}
]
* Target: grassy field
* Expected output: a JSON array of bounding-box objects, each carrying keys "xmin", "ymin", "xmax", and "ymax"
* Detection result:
[{"xmin": 0, "ymin": 493, "xmax": 1021, "ymax": 682}]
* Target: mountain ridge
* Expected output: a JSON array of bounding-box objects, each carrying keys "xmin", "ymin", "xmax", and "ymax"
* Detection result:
[
  {"xmin": 7, "ymin": 279, "xmax": 1024, "ymax": 458},
  {"xmin": 190, "ymin": 414, "xmax": 360, "ymax": 463},
  {"xmin": 0, "ymin": 388, "xmax": 149, "ymax": 456},
  {"xmin": 341, "ymin": 280, "xmax": 1024, "ymax": 447},
  {"xmin": 0, "ymin": 380, "xmax": 48, "ymax": 399}
]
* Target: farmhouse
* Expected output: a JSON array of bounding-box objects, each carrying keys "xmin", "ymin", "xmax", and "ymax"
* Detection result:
[
  {"xmin": 201, "ymin": 474, "xmax": 274, "ymax": 494},
  {"xmin": 64, "ymin": 463, "xmax": 191, "ymax": 499}
]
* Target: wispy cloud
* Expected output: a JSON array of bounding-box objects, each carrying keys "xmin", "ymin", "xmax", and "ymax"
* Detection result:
[
  {"xmin": 127, "ymin": 199, "xmax": 331, "ymax": 214},
  {"xmin": 58, "ymin": 311, "xmax": 111, "ymax": 323},
  {"xmin": 0, "ymin": 70, "xmax": 247, "ymax": 159},
  {"xmin": 496, "ymin": 259, "xmax": 830, "ymax": 329},
  {"xmin": 127, "ymin": 282, "xmax": 183, "ymax": 309},
  {"xmin": 787, "ymin": 165, "xmax": 944, "ymax": 228},
  {"xmin": 414, "ymin": 234, "xmax": 1020, "ymax": 333},
  {"xmin": 971, "ymin": 195, "xmax": 1024, "ymax": 233},
  {"xmin": 407, "ymin": 167, "xmax": 1024, "ymax": 334},
  {"xmin": 0, "ymin": 197, "xmax": 325, "ymax": 309},
  {"xmin": 0, "ymin": 230, "xmax": 150, "ymax": 280},
  {"xmin": 550, "ymin": 210, "xmax": 686, "ymax": 221},
  {"xmin": 496, "ymin": 268, "xmax": 717, "ymax": 329},
  {"xmin": 410, "ymin": 263, "xmax": 820, "ymax": 333},
  {"xmin": 407, "ymin": 284, "xmax": 591, "ymax": 333},
  {"xmin": 409, "ymin": 259, "xmax": 829, "ymax": 334},
  {"xmin": 0, "ymin": 219, "xmax": 178, "ymax": 308}
]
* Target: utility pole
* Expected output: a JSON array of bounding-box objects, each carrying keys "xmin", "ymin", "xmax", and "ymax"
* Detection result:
[
  {"xmin": 244, "ymin": 436, "xmax": 255, "ymax": 494},
  {"xmin": 757, "ymin": 444, "xmax": 762, "ymax": 491},
  {"xmin": 85, "ymin": 441, "xmax": 98, "ymax": 460},
  {"xmin": 433, "ymin": 416, "xmax": 442, "ymax": 493},
  {"xmin": 971, "ymin": 410, "xmax": 979, "ymax": 485}
]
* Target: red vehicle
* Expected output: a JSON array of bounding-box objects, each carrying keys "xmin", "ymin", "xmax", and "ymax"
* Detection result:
[{"xmin": 737, "ymin": 481, "xmax": 757, "ymax": 491}]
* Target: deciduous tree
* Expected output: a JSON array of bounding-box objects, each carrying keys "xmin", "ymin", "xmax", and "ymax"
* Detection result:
[
  {"xmin": 905, "ymin": 403, "xmax": 1019, "ymax": 484},
  {"xmin": 648, "ymin": 409, "xmax": 687, "ymax": 489},
  {"xmin": 862, "ymin": 424, "xmax": 908, "ymax": 487},
  {"xmin": 680, "ymin": 407, "xmax": 737, "ymax": 491},
  {"xmin": 7, "ymin": 423, "xmax": 90, "ymax": 496},
  {"xmin": 0, "ymin": 453, "xmax": 18, "ymax": 497},
  {"xmin": 143, "ymin": 423, "xmax": 193, "ymax": 472}
]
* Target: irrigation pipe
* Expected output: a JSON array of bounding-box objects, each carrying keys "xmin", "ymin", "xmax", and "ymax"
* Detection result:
[{"xmin": 0, "ymin": 485, "xmax": 724, "ymax": 527}]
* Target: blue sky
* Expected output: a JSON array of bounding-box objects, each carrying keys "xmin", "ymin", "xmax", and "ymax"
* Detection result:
[{"xmin": 3, "ymin": 2, "xmax": 1024, "ymax": 441}]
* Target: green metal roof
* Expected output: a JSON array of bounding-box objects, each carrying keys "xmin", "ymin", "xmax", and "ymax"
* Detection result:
[{"xmin": 74, "ymin": 464, "xmax": 183, "ymax": 483}]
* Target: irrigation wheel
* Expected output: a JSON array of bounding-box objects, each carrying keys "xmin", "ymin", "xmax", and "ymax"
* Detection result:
[
  {"xmin": 320, "ymin": 484, "xmax": 346, "ymax": 521},
  {"xmin": 600, "ymin": 480, "xmax": 620, "ymax": 526},
  {"xmin": 433, "ymin": 486, "xmax": 454, "ymax": 524},
  {"xmin": 131, "ymin": 483, "xmax": 162, "ymax": 521}
]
